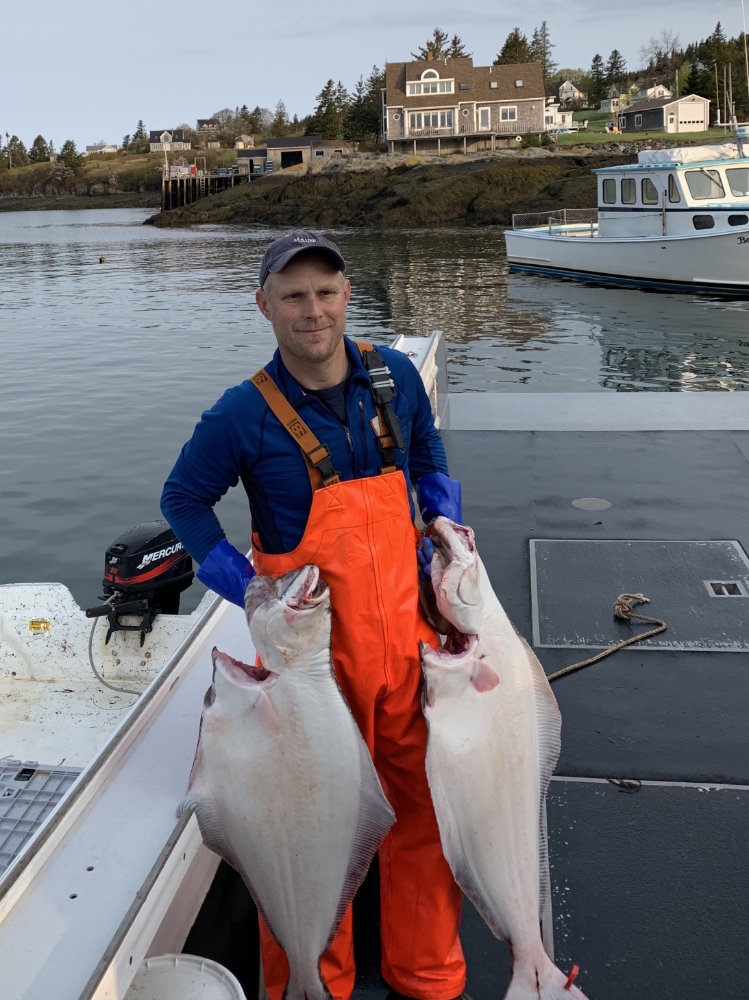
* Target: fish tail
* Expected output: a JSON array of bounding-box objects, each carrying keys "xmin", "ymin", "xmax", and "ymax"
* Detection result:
[
  {"xmin": 281, "ymin": 968, "xmax": 333, "ymax": 1000},
  {"xmin": 504, "ymin": 954, "xmax": 591, "ymax": 999}
]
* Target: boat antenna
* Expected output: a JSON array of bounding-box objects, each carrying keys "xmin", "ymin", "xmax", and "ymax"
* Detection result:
[{"xmin": 743, "ymin": 0, "xmax": 749, "ymax": 120}]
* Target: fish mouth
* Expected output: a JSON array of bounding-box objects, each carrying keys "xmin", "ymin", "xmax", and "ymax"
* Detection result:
[
  {"xmin": 423, "ymin": 629, "xmax": 478, "ymax": 661},
  {"xmin": 282, "ymin": 564, "xmax": 329, "ymax": 611},
  {"xmin": 211, "ymin": 646, "xmax": 275, "ymax": 685},
  {"xmin": 426, "ymin": 519, "xmax": 476, "ymax": 563},
  {"xmin": 442, "ymin": 628, "xmax": 478, "ymax": 658}
]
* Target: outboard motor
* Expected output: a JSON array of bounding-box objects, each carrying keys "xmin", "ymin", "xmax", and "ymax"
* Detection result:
[{"xmin": 85, "ymin": 520, "xmax": 194, "ymax": 644}]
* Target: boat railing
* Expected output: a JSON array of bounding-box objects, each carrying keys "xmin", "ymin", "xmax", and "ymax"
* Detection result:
[{"xmin": 512, "ymin": 209, "xmax": 598, "ymax": 235}]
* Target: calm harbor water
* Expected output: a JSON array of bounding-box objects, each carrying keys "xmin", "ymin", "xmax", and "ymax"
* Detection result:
[{"xmin": 1, "ymin": 207, "xmax": 748, "ymax": 609}]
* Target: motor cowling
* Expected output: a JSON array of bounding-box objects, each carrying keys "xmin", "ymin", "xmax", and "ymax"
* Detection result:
[{"xmin": 86, "ymin": 520, "xmax": 194, "ymax": 643}]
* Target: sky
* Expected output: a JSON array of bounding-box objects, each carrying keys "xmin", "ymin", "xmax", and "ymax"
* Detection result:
[{"xmin": 1, "ymin": 0, "xmax": 742, "ymax": 151}]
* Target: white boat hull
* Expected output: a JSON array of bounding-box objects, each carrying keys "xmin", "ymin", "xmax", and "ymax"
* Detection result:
[{"xmin": 504, "ymin": 227, "xmax": 749, "ymax": 294}]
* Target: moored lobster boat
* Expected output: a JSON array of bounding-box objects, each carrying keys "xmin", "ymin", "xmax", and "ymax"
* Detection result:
[{"xmin": 504, "ymin": 128, "xmax": 749, "ymax": 294}]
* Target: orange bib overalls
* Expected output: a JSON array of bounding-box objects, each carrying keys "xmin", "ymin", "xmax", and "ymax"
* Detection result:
[{"xmin": 250, "ymin": 364, "xmax": 465, "ymax": 1000}]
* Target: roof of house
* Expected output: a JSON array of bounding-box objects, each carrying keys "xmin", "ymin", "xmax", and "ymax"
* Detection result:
[
  {"xmin": 149, "ymin": 129, "xmax": 186, "ymax": 142},
  {"xmin": 621, "ymin": 93, "xmax": 710, "ymax": 114},
  {"xmin": 266, "ymin": 135, "xmax": 324, "ymax": 148},
  {"xmin": 385, "ymin": 57, "xmax": 545, "ymax": 104}
]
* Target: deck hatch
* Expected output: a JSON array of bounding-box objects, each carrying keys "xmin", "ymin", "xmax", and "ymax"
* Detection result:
[{"xmin": 530, "ymin": 539, "xmax": 749, "ymax": 651}]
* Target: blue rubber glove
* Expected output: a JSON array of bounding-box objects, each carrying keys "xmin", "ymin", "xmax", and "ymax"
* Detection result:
[
  {"xmin": 196, "ymin": 539, "xmax": 255, "ymax": 607},
  {"xmin": 416, "ymin": 536, "xmax": 435, "ymax": 581},
  {"xmin": 414, "ymin": 471, "xmax": 463, "ymax": 525}
]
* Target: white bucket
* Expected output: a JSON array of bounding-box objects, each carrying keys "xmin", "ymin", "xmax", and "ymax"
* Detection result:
[{"xmin": 124, "ymin": 953, "xmax": 245, "ymax": 999}]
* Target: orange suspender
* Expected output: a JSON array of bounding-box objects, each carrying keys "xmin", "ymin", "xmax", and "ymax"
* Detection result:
[
  {"xmin": 250, "ymin": 344, "xmax": 400, "ymax": 491},
  {"xmin": 250, "ymin": 369, "xmax": 340, "ymax": 491}
]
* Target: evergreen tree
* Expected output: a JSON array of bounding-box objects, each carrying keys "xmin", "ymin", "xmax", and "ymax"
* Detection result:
[
  {"xmin": 306, "ymin": 79, "xmax": 349, "ymax": 139},
  {"xmin": 530, "ymin": 21, "xmax": 557, "ymax": 86},
  {"xmin": 686, "ymin": 61, "xmax": 711, "ymax": 100},
  {"xmin": 2, "ymin": 135, "xmax": 29, "ymax": 169},
  {"xmin": 411, "ymin": 27, "xmax": 470, "ymax": 61},
  {"xmin": 494, "ymin": 28, "xmax": 532, "ymax": 65},
  {"xmin": 588, "ymin": 53, "xmax": 606, "ymax": 107},
  {"xmin": 247, "ymin": 106, "xmax": 271, "ymax": 135},
  {"xmin": 270, "ymin": 100, "xmax": 291, "ymax": 136},
  {"xmin": 132, "ymin": 120, "xmax": 148, "ymax": 141},
  {"xmin": 605, "ymin": 49, "xmax": 627, "ymax": 86},
  {"xmin": 122, "ymin": 134, "xmax": 131, "ymax": 151},
  {"xmin": 28, "ymin": 135, "xmax": 51, "ymax": 163},
  {"xmin": 342, "ymin": 72, "xmax": 383, "ymax": 146},
  {"xmin": 447, "ymin": 34, "xmax": 471, "ymax": 58},
  {"xmin": 58, "ymin": 139, "xmax": 86, "ymax": 174}
]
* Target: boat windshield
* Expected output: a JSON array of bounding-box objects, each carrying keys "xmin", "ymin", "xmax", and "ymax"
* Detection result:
[
  {"xmin": 684, "ymin": 168, "xmax": 725, "ymax": 200},
  {"xmin": 726, "ymin": 167, "xmax": 749, "ymax": 197}
]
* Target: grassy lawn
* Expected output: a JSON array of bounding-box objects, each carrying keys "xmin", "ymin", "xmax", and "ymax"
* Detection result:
[{"xmin": 553, "ymin": 114, "xmax": 734, "ymax": 147}]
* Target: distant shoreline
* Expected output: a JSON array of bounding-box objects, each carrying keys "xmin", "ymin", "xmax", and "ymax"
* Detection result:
[{"xmin": 0, "ymin": 192, "xmax": 160, "ymax": 212}]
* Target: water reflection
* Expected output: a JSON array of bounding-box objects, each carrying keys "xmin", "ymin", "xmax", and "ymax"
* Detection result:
[
  {"xmin": 2, "ymin": 208, "xmax": 748, "ymax": 609},
  {"xmin": 506, "ymin": 274, "xmax": 749, "ymax": 392}
]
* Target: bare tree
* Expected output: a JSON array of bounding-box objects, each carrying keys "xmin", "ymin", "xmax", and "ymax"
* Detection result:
[{"xmin": 640, "ymin": 29, "xmax": 682, "ymax": 80}]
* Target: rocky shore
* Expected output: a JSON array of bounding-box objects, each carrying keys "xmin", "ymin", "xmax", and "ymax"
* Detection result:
[{"xmin": 145, "ymin": 146, "xmax": 637, "ymax": 230}]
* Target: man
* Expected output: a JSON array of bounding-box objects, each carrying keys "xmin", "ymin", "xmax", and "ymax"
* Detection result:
[{"xmin": 161, "ymin": 230, "xmax": 465, "ymax": 1000}]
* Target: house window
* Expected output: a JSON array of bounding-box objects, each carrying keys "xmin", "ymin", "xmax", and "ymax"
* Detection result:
[
  {"xmin": 409, "ymin": 110, "xmax": 454, "ymax": 130},
  {"xmin": 407, "ymin": 78, "xmax": 454, "ymax": 95},
  {"xmin": 459, "ymin": 82, "xmax": 469, "ymax": 90},
  {"xmin": 422, "ymin": 69, "xmax": 438, "ymax": 79},
  {"xmin": 727, "ymin": 167, "xmax": 749, "ymax": 196},
  {"xmin": 500, "ymin": 106, "xmax": 517, "ymax": 121},
  {"xmin": 478, "ymin": 107, "xmax": 491, "ymax": 130},
  {"xmin": 668, "ymin": 174, "xmax": 681, "ymax": 203},
  {"xmin": 685, "ymin": 169, "xmax": 724, "ymax": 200},
  {"xmin": 315, "ymin": 149, "xmax": 325, "ymax": 157},
  {"xmin": 602, "ymin": 178, "xmax": 617, "ymax": 204},
  {"xmin": 621, "ymin": 178, "xmax": 636, "ymax": 204},
  {"xmin": 634, "ymin": 114, "xmax": 642, "ymax": 127},
  {"xmin": 490, "ymin": 81, "xmax": 498, "ymax": 88},
  {"xmin": 642, "ymin": 178, "xmax": 658, "ymax": 204},
  {"xmin": 515, "ymin": 80, "xmax": 524, "ymax": 87}
]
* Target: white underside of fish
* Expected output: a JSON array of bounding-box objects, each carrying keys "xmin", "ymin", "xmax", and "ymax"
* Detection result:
[
  {"xmin": 180, "ymin": 567, "xmax": 395, "ymax": 1000},
  {"xmin": 421, "ymin": 518, "xmax": 591, "ymax": 1000}
]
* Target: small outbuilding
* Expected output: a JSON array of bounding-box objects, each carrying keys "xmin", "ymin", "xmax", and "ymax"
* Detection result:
[{"xmin": 618, "ymin": 94, "xmax": 710, "ymax": 133}]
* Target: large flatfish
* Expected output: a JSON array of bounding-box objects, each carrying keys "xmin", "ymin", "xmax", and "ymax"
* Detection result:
[
  {"xmin": 180, "ymin": 564, "xmax": 395, "ymax": 1000},
  {"xmin": 420, "ymin": 518, "xmax": 591, "ymax": 1000}
]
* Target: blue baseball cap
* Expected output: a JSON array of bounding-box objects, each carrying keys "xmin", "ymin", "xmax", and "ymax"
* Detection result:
[{"xmin": 258, "ymin": 230, "xmax": 346, "ymax": 288}]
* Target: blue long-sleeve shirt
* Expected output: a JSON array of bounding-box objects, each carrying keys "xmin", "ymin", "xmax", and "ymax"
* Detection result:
[{"xmin": 160, "ymin": 337, "xmax": 448, "ymax": 563}]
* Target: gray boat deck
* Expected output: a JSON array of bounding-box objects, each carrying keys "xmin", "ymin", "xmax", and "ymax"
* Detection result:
[{"xmin": 444, "ymin": 392, "xmax": 749, "ymax": 1000}]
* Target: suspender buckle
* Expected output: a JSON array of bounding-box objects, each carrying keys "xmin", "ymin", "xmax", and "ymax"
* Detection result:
[{"xmin": 306, "ymin": 442, "xmax": 340, "ymax": 487}]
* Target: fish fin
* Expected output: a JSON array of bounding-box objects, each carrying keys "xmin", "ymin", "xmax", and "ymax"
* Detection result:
[
  {"xmin": 179, "ymin": 779, "xmax": 246, "ymax": 878},
  {"xmin": 504, "ymin": 952, "xmax": 590, "ymax": 999},
  {"xmin": 520, "ymin": 632, "xmax": 562, "ymax": 918},
  {"xmin": 470, "ymin": 655, "xmax": 501, "ymax": 692},
  {"xmin": 329, "ymin": 739, "xmax": 395, "ymax": 948}
]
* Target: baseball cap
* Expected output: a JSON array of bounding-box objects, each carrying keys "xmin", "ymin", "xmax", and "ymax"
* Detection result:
[{"xmin": 258, "ymin": 230, "xmax": 346, "ymax": 288}]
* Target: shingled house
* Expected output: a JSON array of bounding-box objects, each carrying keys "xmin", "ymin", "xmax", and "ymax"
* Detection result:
[
  {"xmin": 149, "ymin": 129, "xmax": 191, "ymax": 152},
  {"xmin": 383, "ymin": 57, "xmax": 545, "ymax": 155}
]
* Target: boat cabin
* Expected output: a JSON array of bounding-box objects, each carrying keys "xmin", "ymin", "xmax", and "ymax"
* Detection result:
[{"xmin": 595, "ymin": 141, "xmax": 749, "ymax": 238}]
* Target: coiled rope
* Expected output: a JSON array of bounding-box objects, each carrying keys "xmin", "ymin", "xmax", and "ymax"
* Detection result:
[{"xmin": 547, "ymin": 593, "xmax": 667, "ymax": 683}]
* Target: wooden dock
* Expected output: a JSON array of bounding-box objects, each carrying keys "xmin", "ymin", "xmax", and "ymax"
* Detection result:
[{"xmin": 160, "ymin": 164, "xmax": 249, "ymax": 212}]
